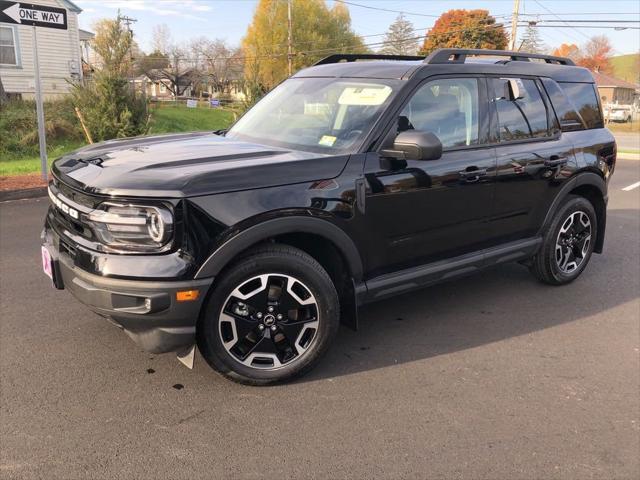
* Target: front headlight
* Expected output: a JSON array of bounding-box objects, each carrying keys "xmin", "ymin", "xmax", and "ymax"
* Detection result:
[{"xmin": 86, "ymin": 202, "xmax": 174, "ymax": 252}]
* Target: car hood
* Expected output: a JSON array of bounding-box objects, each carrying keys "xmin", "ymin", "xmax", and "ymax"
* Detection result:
[{"xmin": 51, "ymin": 132, "xmax": 349, "ymax": 198}]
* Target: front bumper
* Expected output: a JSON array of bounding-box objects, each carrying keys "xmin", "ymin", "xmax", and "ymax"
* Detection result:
[{"xmin": 42, "ymin": 227, "xmax": 213, "ymax": 353}]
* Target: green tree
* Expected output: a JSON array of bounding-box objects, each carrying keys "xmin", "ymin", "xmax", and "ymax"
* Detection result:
[
  {"xmin": 242, "ymin": 0, "xmax": 367, "ymax": 88},
  {"xmin": 419, "ymin": 10, "xmax": 507, "ymax": 56},
  {"xmin": 71, "ymin": 15, "xmax": 147, "ymax": 141},
  {"xmin": 519, "ymin": 23, "xmax": 545, "ymax": 53},
  {"xmin": 380, "ymin": 14, "xmax": 418, "ymax": 55}
]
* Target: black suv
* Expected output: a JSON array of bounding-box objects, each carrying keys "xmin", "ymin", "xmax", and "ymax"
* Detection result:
[{"xmin": 42, "ymin": 49, "xmax": 616, "ymax": 384}]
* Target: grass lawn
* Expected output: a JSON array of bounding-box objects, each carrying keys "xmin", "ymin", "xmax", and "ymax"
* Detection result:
[
  {"xmin": 0, "ymin": 104, "xmax": 235, "ymax": 176},
  {"xmin": 606, "ymin": 121, "xmax": 640, "ymax": 134},
  {"xmin": 148, "ymin": 103, "xmax": 235, "ymax": 134},
  {"xmin": 0, "ymin": 140, "xmax": 86, "ymax": 176}
]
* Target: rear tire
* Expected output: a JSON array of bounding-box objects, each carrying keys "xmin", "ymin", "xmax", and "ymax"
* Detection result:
[
  {"xmin": 197, "ymin": 244, "xmax": 340, "ymax": 385},
  {"xmin": 530, "ymin": 195, "xmax": 597, "ymax": 285}
]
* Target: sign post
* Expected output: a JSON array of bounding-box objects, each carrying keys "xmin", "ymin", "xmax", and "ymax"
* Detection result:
[{"xmin": 0, "ymin": 1, "xmax": 68, "ymax": 181}]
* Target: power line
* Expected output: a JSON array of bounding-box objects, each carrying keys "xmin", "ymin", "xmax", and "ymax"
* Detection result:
[
  {"xmin": 532, "ymin": 0, "xmax": 591, "ymax": 41},
  {"xmin": 129, "ymin": 21, "xmax": 509, "ymax": 65},
  {"xmin": 520, "ymin": 12, "xmax": 640, "ymax": 16},
  {"xmin": 333, "ymin": 0, "xmax": 440, "ymax": 18},
  {"xmin": 520, "ymin": 24, "xmax": 640, "ymax": 30}
]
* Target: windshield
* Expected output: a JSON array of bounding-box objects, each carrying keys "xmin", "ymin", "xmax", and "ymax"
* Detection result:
[{"xmin": 226, "ymin": 77, "xmax": 402, "ymax": 154}]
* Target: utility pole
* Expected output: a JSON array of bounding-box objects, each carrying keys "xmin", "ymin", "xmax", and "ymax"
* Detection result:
[
  {"xmin": 287, "ymin": 0, "xmax": 293, "ymax": 76},
  {"xmin": 509, "ymin": 0, "xmax": 521, "ymax": 50},
  {"xmin": 119, "ymin": 14, "xmax": 138, "ymax": 94}
]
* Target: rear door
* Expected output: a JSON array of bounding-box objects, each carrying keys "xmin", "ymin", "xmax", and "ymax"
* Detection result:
[{"xmin": 488, "ymin": 76, "xmax": 575, "ymax": 244}]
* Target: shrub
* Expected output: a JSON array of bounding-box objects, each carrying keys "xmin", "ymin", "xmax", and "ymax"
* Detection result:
[
  {"xmin": 0, "ymin": 97, "xmax": 83, "ymax": 158},
  {"xmin": 71, "ymin": 73, "xmax": 148, "ymax": 142}
]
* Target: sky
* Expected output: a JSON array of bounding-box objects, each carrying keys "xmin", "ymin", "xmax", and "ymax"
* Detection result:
[{"xmin": 74, "ymin": 0, "xmax": 640, "ymax": 56}]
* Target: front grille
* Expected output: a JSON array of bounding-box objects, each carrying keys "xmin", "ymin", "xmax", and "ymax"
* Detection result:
[
  {"xmin": 59, "ymin": 238, "xmax": 77, "ymax": 260},
  {"xmin": 48, "ymin": 181, "xmax": 98, "ymax": 247}
]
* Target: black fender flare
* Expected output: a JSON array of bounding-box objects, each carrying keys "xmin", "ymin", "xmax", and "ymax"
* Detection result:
[
  {"xmin": 194, "ymin": 216, "xmax": 364, "ymax": 281},
  {"xmin": 540, "ymin": 172, "xmax": 608, "ymax": 251}
]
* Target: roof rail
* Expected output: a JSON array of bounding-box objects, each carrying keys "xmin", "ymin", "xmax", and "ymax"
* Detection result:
[
  {"xmin": 314, "ymin": 53, "xmax": 425, "ymax": 66},
  {"xmin": 424, "ymin": 48, "xmax": 575, "ymax": 66}
]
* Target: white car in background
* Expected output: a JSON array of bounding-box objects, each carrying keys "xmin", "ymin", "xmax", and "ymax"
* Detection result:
[{"xmin": 605, "ymin": 105, "xmax": 633, "ymax": 123}]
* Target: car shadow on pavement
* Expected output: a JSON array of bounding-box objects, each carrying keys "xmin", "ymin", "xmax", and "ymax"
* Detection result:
[{"xmin": 299, "ymin": 208, "xmax": 640, "ymax": 384}]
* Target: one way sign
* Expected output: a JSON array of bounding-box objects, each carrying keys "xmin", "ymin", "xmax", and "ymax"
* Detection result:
[{"xmin": 0, "ymin": 1, "xmax": 67, "ymax": 30}]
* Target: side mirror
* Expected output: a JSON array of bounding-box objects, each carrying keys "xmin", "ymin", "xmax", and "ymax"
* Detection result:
[
  {"xmin": 505, "ymin": 78, "xmax": 524, "ymax": 101},
  {"xmin": 381, "ymin": 131, "xmax": 443, "ymax": 161}
]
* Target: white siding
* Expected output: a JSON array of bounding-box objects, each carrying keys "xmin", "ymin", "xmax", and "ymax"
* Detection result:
[{"xmin": 0, "ymin": 0, "xmax": 82, "ymax": 99}]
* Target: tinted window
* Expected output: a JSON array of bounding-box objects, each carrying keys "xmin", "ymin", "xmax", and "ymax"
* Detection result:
[
  {"xmin": 400, "ymin": 78, "xmax": 479, "ymax": 148},
  {"xmin": 540, "ymin": 78, "xmax": 583, "ymax": 132},
  {"xmin": 227, "ymin": 77, "xmax": 401, "ymax": 154},
  {"xmin": 492, "ymin": 78, "xmax": 549, "ymax": 141},
  {"xmin": 558, "ymin": 82, "xmax": 604, "ymax": 129}
]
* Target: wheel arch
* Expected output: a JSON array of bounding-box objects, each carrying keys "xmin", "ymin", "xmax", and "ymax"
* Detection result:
[
  {"xmin": 541, "ymin": 172, "xmax": 607, "ymax": 253},
  {"xmin": 194, "ymin": 216, "xmax": 364, "ymax": 330},
  {"xmin": 194, "ymin": 216, "xmax": 364, "ymax": 281}
]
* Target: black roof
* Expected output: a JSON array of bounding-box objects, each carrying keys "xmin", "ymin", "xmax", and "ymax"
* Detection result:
[{"xmin": 294, "ymin": 49, "xmax": 595, "ymax": 84}]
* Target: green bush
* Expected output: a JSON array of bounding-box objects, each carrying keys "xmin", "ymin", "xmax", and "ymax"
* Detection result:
[
  {"xmin": 70, "ymin": 73, "xmax": 148, "ymax": 142},
  {"xmin": 0, "ymin": 97, "xmax": 83, "ymax": 158}
]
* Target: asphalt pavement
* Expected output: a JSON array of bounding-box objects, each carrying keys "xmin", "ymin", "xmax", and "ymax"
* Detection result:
[{"xmin": 1, "ymin": 159, "xmax": 639, "ymax": 479}]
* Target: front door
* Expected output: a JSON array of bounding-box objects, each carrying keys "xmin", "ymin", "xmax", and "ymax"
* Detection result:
[{"xmin": 362, "ymin": 76, "xmax": 497, "ymax": 277}]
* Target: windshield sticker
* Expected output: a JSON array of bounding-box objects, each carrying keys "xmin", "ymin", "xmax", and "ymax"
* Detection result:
[
  {"xmin": 318, "ymin": 135, "xmax": 337, "ymax": 147},
  {"xmin": 338, "ymin": 86, "xmax": 392, "ymax": 106}
]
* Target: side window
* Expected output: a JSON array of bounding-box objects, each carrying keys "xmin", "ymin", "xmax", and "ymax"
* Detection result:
[
  {"xmin": 492, "ymin": 78, "xmax": 550, "ymax": 141},
  {"xmin": 400, "ymin": 78, "xmax": 479, "ymax": 149},
  {"xmin": 0, "ymin": 25, "xmax": 19, "ymax": 66},
  {"xmin": 558, "ymin": 82, "xmax": 604, "ymax": 129},
  {"xmin": 540, "ymin": 78, "xmax": 584, "ymax": 132}
]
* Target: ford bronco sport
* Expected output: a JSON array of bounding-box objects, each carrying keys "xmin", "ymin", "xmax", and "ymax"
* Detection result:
[{"xmin": 42, "ymin": 49, "xmax": 616, "ymax": 385}]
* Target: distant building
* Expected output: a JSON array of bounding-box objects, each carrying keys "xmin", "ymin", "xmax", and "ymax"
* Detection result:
[
  {"xmin": 592, "ymin": 71, "xmax": 640, "ymax": 107},
  {"xmin": 0, "ymin": 0, "xmax": 84, "ymax": 99},
  {"xmin": 132, "ymin": 72, "xmax": 194, "ymax": 100},
  {"xmin": 78, "ymin": 28, "xmax": 95, "ymax": 78}
]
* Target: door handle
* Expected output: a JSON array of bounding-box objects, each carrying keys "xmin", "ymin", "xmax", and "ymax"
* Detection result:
[
  {"xmin": 544, "ymin": 155, "xmax": 568, "ymax": 167},
  {"xmin": 459, "ymin": 167, "xmax": 487, "ymax": 183}
]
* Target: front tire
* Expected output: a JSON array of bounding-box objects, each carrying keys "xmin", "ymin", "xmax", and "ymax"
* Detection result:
[
  {"xmin": 530, "ymin": 195, "xmax": 597, "ymax": 285},
  {"xmin": 197, "ymin": 244, "xmax": 340, "ymax": 385}
]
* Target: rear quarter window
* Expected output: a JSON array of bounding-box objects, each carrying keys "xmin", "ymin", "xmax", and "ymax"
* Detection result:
[
  {"xmin": 540, "ymin": 78, "xmax": 584, "ymax": 132},
  {"xmin": 558, "ymin": 82, "xmax": 604, "ymax": 129}
]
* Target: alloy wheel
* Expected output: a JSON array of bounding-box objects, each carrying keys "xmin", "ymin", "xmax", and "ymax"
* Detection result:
[
  {"xmin": 555, "ymin": 210, "xmax": 592, "ymax": 274},
  {"xmin": 218, "ymin": 274, "xmax": 320, "ymax": 370}
]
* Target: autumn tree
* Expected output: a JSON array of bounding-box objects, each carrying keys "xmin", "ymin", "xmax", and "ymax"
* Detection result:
[
  {"xmin": 519, "ymin": 22, "xmax": 544, "ymax": 53},
  {"xmin": 577, "ymin": 35, "xmax": 613, "ymax": 73},
  {"xmin": 419, "ymin": 9, "xmax": 507, "ymax": 55},
  {"xmin": 552, "ymin": 43, "xmax": 581, "ymax": 62},
  {"xmin": 242, "ymin": 0, "xmax": 367, "ymax": 88},
  {"xmin": 91, "ymin": 15, "xmax": 135, "ymax": 76},
  {"xmin": 380, "ymin": 14, "xmax": 418, "ymax": 55}
]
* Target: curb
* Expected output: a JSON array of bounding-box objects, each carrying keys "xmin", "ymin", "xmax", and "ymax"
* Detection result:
[{"xmin": 0, "ymin": 186, "xmax": 48, "ymax": 202}]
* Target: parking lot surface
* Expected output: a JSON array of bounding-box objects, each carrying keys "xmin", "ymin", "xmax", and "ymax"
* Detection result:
[{"xmin": 1, "ymin": 159, "xmax": 639, "ymax": 479}]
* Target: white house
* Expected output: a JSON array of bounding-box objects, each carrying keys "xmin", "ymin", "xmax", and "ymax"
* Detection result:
[{"xmin": 0, "ymin": 0, "xmax": 83, "ymax": 99}]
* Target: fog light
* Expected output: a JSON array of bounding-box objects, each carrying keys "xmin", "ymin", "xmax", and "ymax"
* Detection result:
[
  {"xmin": 144, "ymin": 298, "xmax": 152, "ymax": 310},
  {"xmin": 176, "ymin": 290, "xmax": 200, "ymax": 302}
]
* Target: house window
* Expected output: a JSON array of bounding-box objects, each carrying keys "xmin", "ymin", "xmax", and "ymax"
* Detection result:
[
  {"xmin": 0, "ymin": 25, "xmax": 19, "ymax": 66},
  {"xmin": 159, "ymin": 83, "xmax": 167, "ymax": 93}
]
